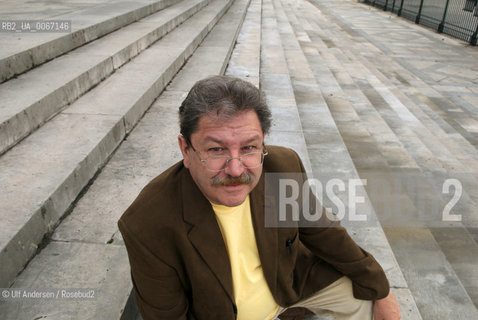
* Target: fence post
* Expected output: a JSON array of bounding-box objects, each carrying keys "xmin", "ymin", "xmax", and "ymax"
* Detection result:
[
  {"xmin": 471, "ymin": 24, "xmax": 478, "ymax": 45},
  {"xmin": 438, "ymin": 0, "xmax": 451, "ymax": 33},
  {"xmin": 416, "ymin": 0, "xmax": 425, "ymax": 24},
  {"xmin": 398, "ymin": 0, "xmax": 405, "ymax": 16},
  {"xmin": 384, "ymin": 0, "xmax": 389, "ymax": 10}
]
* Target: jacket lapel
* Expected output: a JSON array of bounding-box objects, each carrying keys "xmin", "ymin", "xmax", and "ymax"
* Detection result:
[{"xmin": 181, "ymin": 169, "xmax": 235, "ymax": 304}]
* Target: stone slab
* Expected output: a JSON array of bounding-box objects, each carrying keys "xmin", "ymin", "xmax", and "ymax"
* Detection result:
[
  {"xmin": 392, "ymin": 288, "xmax": 423, "ymax": 320},
  {"xmin": 0, "ymin": 0, "xmax": 179, "ymax": 83},
  {"xmin": 0, "ymin": 0, "xmax": 209, "ymax": 155},
  {"xmin": 225, "ymin": 0, "xmax": 262, "ymax": 88},
  {"xmin": 167, "ymin": 0, "xmax": 251, "ymax": 91},
  {"xmin": 0, "ymin": 242, "xmax": 131, "ymax": 320},
  {"xmin": 0, "ymin": 52, "xmax": 114, "ymax": 155},
  {"xmin": 385, "ymin": 227, "xmax": 478, "ymax": 319},
  {"xmin": 261, "ymin": 0, "xmax": 312, "ymax": 173},
  {"xmin": 430, "ymin": 227, "xmax": 478, "ymax": 308},
  {"xmin": 0, "ymin": 113, "xmax": 125, "ymax": 288}
]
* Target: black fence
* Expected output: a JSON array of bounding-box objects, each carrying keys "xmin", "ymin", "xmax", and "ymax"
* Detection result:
[{"xmin": 362, "ymin": 0, "xmax": 478, "ymax": 45}]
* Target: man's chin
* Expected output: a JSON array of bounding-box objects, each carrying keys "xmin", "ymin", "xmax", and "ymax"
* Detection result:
[{"xmin": 216, "ymin": 187, "xmax": 249, "ymax": 207}]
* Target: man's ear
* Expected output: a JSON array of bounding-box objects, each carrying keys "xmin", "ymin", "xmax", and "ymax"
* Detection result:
[{"xmin": 178, "ymin": 135, "xmax": 191, "ymax": 168}]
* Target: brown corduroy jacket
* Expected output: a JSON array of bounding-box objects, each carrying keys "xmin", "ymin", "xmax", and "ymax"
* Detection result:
[{"xmin": 118, "ymin": 146, "xmax": 389, "ymax": 320}]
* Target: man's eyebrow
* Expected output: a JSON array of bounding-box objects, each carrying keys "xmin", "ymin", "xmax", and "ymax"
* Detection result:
[
  {"xmin": 243, "ymin": 136, "xmax": 262, "ymax": 144},
  {"xmin": 202, "ymin": 136, "xmax": 224, "ymax": 144}
]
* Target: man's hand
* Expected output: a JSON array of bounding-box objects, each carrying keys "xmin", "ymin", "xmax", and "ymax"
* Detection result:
[{"xmin": 373, "ymin": 290, "xmax": 401, "ymax": 320}]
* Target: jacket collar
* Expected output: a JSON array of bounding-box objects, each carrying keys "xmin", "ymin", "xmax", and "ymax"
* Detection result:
[{"xmin": 181, "ymin": 165, "xmax": 278, "ymax": 303}]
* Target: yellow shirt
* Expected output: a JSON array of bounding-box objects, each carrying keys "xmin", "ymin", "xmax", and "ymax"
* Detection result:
[{"xmin": 212, "ymin": 196, "xmax": 279, "ymax": 320}]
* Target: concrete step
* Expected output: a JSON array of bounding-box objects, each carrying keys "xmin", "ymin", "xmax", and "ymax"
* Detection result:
[
  {"xmin": 0, "ymin": 0, "xmax": 179, "ymax": 84},
  {"xmin": 260, "ymin": 0, "xmax": 311, "ymax": 167},
  {"xmin": 0, "ymin": 0, "xmax": 234, "ymax": 290},
  {"xmin": 0, "ymin": 0, "xmax": 251, "ymax": 318},
  {"xmin": 292, "ymin": 0, "xmax": 478, "ymax": 317},
  {"xmin": 385, "ymin": 227, "xmax": 478, "ymax": 319},
  {"xmin": 270, "ymin": 0, "xmax": 422, "ymax": 318},
  {"xmin": 225, "ymin": 0, "xmax": 261, "ymax": 87},
  {"xmin": 0, "ymin": 0, "xmax": 211, "ymax": 156}
]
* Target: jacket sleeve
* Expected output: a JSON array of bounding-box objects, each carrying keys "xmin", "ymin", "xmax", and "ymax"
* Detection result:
[
  {"xmin": 299, "ymin": 221, "xmax": 390, "ymax": 300},
  {"xmin": 118, "ymin": 219, "xmax": 195, "ymax": 320},
  {"xmin": 291, "ymin": 149, "xmax": 390, "ymax": 300}
]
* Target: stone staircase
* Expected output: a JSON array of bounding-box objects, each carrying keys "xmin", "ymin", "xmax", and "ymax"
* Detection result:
[
  {"xmin": 262, "ymin": 1, "xmax": 419, "ymax": 318},
  {"xmin": 1, "ymin": 0, "xmax": 477, "ymax": 319},
  {"xmin": 284, "ymin": 0, "xmax": 478, "ymax": 319},
  {"xmin": 0, "ymin": 0, "xmax": 248, "ymax": 318}
]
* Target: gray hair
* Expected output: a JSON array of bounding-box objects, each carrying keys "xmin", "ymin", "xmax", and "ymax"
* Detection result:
[{"xmin": 179, "ymin": 75, "xmax": 271, "ymax": 143}]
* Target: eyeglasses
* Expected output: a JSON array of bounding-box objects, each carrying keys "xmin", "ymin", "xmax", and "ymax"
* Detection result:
[{"xmin": 188, "ymin": 143, "xmax": 268, "ymax": 172}]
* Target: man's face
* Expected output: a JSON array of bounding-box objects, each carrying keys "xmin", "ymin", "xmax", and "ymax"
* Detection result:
[{"xmin": 178, "ymin": 110, "xmax": 265, "ymax": 207}]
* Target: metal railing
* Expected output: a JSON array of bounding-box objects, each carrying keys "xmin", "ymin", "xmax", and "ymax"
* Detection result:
[{"xmin": 362, "ymin": 0, "xmax": 478, "ymax": 45}]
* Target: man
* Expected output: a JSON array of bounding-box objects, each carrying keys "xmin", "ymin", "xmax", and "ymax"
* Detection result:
[{"xmin": 118, "ymin": 75, "xmax": 401, "ymax": 320}]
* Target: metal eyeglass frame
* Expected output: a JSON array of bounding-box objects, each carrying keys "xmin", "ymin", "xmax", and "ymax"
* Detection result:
[{"xmin": 187, "ymin": 139, "xmax": 268, "ymax": 172}]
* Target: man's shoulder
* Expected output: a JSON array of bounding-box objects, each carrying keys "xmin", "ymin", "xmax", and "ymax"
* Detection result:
[
  {"xmin": 136, "ymin": 160, "xmax": 185, "ymax": 205},
  {"xmin": 264, "ymin": 145, "xmax": 303, "ymax": 172},
  {"xmin": 118, "ymin": 160, "xmax": 186, "ymax": 233}
]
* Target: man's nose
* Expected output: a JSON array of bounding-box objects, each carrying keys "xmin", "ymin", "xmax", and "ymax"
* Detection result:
[{"xmin": 224, "ymin": 157, "xmax": 245, "ymax": 177}]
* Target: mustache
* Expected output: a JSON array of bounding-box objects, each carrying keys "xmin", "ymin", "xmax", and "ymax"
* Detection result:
[{"xmin": 212, "ymin": 173, "xmax": 254, "ymax": 187}]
